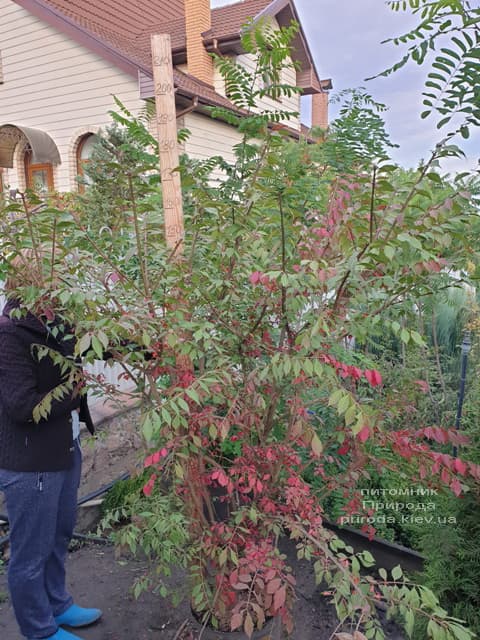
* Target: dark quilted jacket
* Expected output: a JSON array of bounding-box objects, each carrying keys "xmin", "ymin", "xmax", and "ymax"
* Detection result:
[{"xmin": 0, "ymin": 299, "xmax": 94, "ymax": 472}]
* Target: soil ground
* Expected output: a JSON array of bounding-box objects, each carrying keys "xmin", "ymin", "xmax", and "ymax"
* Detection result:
[{"xmin": 0, "ymin": 408, "xmax": 404, "ymax": 640}]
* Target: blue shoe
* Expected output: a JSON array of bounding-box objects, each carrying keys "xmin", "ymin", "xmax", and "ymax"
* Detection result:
[
  {"xmin": 55, "ymin": 604, "xmax": 102, "ymax": 628},
  {"xmin": 37, "ymin": 628, "xmax": 85, "ymax": 640}
]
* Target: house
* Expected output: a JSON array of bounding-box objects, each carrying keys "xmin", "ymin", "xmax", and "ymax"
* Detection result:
[{"xmin": 0, "ymin": 0, "xmax": 331, "ymax": 195}]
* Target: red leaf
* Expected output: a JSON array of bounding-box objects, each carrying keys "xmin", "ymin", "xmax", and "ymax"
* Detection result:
[
  {"xmin": 349, "ymin": 366, "xmax": 362, "ymax": 380},
  {"xmin": 144, "ymin": 454, "xmax": 154, "ymax": 468},
  {"xmin": 453, "ymin": 458, "xmax": 467, "ymax": 476},
  {"xmin": 216, "ymin": 471, "xmax": 229, "ymax": 487},
  {"xmin": 43, "ymin": 307, "xmax": 55, "ymax": 322},
  {"xmin": 423, "ymin": 427, "xmax": 435, "ymax": 440},
  {"xmin": 357, "ymin": 426, "xmax": 370, "ymax": 443},
  {"xmin": 433, "ymin": 428, "xmax": 447, "ymax": 444},
  {"xmin": 364, "ymin": 369, "xmax": 382, "ymax": 387},
  {"xmin": 450, "ymin": 477, "xmax": 462, "ymax": 497},
  {"xmin": 468, "ymin": 461, "xmax": 480, "ymax": 480},
  {"xmin": 142, "ymin": 473, "xmax": 156, "ymax": 496},
  {"xmin": 338, "ymin": 443, "xmax": 350, "ymax": 456},
  {"xmin": 267, "ymin": 578, "xmax": 282, "ymax": 594}
]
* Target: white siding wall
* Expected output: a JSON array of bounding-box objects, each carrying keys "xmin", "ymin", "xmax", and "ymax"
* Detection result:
[
  {"xmin": 234, "ymin": 52, "xmax": 300, "ymax": 130},
  {"xmin": 184, "ymin": 111, "xmax": 242, "ymax": 180},
  {"xmin": 0, "ymin": 0, "xmax": 144, "ymax": 192},
  {"xmin": 212, "ymin": 17, "xmax": 301, "ymax": 130}
]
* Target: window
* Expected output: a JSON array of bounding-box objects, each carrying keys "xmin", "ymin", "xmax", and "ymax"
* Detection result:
[
  {"xmin": 76, "ymin": 133, "xmax": 98, "ymax": 191},
  {"xmin": 24, "ymin": 148, "xmax": 54, "ymax": 194}
]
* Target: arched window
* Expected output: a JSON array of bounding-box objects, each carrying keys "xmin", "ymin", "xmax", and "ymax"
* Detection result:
[
  {"xmin": 76, "ymin": 133, "xmax": 98, "ymax": 191},
  {"xmin": 24, "ymin": 147, "xmax": 54, "ymax": 194}
]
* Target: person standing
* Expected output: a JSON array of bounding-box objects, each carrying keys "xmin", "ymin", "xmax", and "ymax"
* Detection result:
[{"xmin": 0, "ymin": 253, "xmax": 102, "ymax": 640}]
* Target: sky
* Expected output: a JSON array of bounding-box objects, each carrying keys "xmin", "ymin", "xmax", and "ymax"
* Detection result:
[{"xmin": 211, "ymin": 0, "xmax": 479, "ymax": 173}]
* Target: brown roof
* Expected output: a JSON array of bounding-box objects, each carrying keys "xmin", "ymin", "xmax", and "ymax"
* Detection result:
[
  {"xmin": 208, "ymin": 0, "xmax": 273, "ymax": 41},
  {"xmin": 20, "ymin": 0, "xmax": 274, "ymax": 67},
  {"xmin": 14, "ymin": 0, "xmax": 326, "ymax": 118},
  {"xmin": 36, "ymin": 0, "xmax": 185, "ymax": 39}
]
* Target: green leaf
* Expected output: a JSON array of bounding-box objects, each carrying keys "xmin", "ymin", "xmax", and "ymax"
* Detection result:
[
  {"xmin": 337, "ymin": 394, "xmax": 351, "ymax": 415},
  {"xmin": 161, "ymin": 407, "xmax": 172, "ymax": 426},
  {"xmin": 391, "ymin": 565, "xmax": 403, "ymax": 581},
  {"xmin": 426, "ymin": 172, "xmax": 442, "ymax": 184},
  {"xmin": 404, "ymin": 609, "xmax": 415, "ymax": 638},
  {"xmin": 91, "ymin": 335, "xmax": 104, "ymax": 359},
  {"xmin": 142, "ymin": 414, "xmax": 154, "ymax": 442},
  {"xmin": 328, "ymin": 389, "xmax": 344, "ymax": 408},
  {"xmin": 185, "ymin": 387, "xmax": 200, "ymax": 404},
  {"xmin": 410, "ymin": 330, "xmax": 424, "ymax": 346},
  {"xmin": 384, "ymin": 245, "xmax": 395, "ymax": 261},
  {"xmin": 77, "ymin": 333, "xmax": 92, "ymax": 356},
  {"xmin": 391, "ymin": 321, "xmax": 401, "ymax": 334},
  {"xmin": 311, "ymin": 433, "xmax": 323, "ymax": 456}
]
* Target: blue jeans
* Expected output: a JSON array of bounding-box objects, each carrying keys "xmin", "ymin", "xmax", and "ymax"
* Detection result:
[{"xmin": 0, "ymin": 440, "xmax": 82, "ymax": 639}]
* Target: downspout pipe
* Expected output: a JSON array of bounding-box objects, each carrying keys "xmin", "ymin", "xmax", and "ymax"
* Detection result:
[{"xmin": 453, "ymin": 331, "xmax": 471, "ymax": 458}]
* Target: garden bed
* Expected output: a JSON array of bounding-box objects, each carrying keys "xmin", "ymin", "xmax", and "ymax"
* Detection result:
[
  {"xmin": 0, "ymin": 407, "xmax": 407, "ymax": 639},
  {"xmin": 0, "ymin": 539, "xmax": 405, "ymax": 640}
]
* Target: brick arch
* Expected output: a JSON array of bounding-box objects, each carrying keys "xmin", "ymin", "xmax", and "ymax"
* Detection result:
[
  {"xmin": 12, "ymin": 136, "xmax": 29, "ymax": 192},
  {"xmin": 68, "ymin": 126, "xmax": 102, "ymax": 191}
]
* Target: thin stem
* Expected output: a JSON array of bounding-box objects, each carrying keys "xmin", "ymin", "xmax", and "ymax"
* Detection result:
[
  {"xmin": 127, "ymin": 174, "xmax": 151, "ymax": 301},
  {"xmin": 431, "ymin": 307, "xmax": 447, "ymax": 402},
  {"xmin": 50, "ymin": 217, "xmax": 57, "ymax": 286},
  {"xmin": 20, "ymin": 193, "xmax": 42, "ymax": 278},
  {"xmin": 369, "ymin": 165, "xmax": 377, "ymax": 243},
  {"xmin": 278, "ymin": 194, "xmax": 292, "ymax": 348},
  {"xmin": 383, "ymin": 147, "xmax": 438, "ymax": 244}
]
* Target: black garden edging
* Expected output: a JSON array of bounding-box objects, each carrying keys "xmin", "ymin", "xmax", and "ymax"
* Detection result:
[{"xmin": 0, "ymin": 471, "xmax": 425, "ymax": 579}]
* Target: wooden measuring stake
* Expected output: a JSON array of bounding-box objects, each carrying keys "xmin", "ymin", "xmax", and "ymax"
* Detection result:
[{"xmin": 151, "ymin": 34, "xmax": 184, "ymax": 253}]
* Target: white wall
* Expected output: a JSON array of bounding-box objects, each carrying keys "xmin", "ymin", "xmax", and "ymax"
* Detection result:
[
  {"xmin": 0, "ymin": 0, "xmax": 145, "ymax": 192},
  {"xmin": 184, "ymin": 111, "xmax": 243, "ymax": 180},
  {"xmin": 212, "ymin": 16, "xmax": 301, "ymax": 131},
  {"xmin": 234, "ymin": 52, "xmax": 301, "ymax": 130}
]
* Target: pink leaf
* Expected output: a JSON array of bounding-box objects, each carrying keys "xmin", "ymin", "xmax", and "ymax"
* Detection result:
[
  {"xmin": 414, "ymin": 379, "xmax": 430, "ymax": 393},
  {"xmin": 273, "ymin": 585, "xmax": 286, "ymax": 611},
  {"xmin": 231, "ymin": 613, "xmax": 243, "ymax": 631},
  {"xmin": 249, "ymin": 271, "xmax": 262, "ymax": 285}
]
